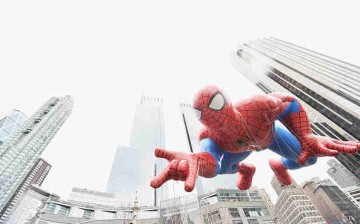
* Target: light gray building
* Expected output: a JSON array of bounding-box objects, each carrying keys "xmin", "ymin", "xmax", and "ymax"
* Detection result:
[
  {"xmin": 232, "ymin": 37, "xmax": 360, "ymax": 180},
  {"xmin": 327, "ymin": 159, "xmax": 360, "ymax": 209},
  {"xmin": 342, "ymin": 186, "xmax": 360, "ymax": 210},
  {"xmin": 69, "ymin": 187, "xmax": 131, "ymax": 208},
  {"xmin": 198, "ymin": 188, "xmax": 276, "ymax": 224},
  {"xmin": 1, "ymin": 158, "xmax": 51, "ymax": 223},
  {"xmin": 271, "ymin": 176, "xmax": 325, "ymax": 224},
  {"xmin": 160, "ymin": 194, "xmax": 200, "ymax": 224},
  {"xmin": 302, "ymin": 178, "xmax": 360, "ymax": 224},
  {"xmin": 0, "ymin": 96, "xmax": 73, "ymax": 221},
  {"xmin": 106, "ymin": 145, "xmax": 144, "ymax": 206},
  {"xmin": 107, "ymin": 95, "xmax": 168, "ymax": 207},
  {"xmin": 29, "ymin": 187, "xmax": 160, "ymax": 224},
  {"xmin": 0, "ymin": 109, "xmax": 27, "ymax": 145},
  {"xmin": 327, "ymin": 159, "xmax": 360, "ymax": 189},
  {"xmin": 3, "ymin": 185, "xmax": 59, "ymax": 224}
]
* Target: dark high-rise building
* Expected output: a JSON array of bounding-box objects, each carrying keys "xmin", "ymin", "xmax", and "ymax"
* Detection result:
[
  {"xmin": 302, "ymin": 178, "xmax": 360, "ymax": 224},
  {"xmin": 0, "ymin": 158, "xmax": 51, "ymax": 223},
  {"xmin": 232, "ymin": 37, "xmax": 360, "ymax": 180}
]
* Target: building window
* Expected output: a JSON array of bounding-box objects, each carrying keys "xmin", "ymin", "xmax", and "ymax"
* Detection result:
[
  {"xmin": 83, "ymin": 209, "xmax": 95, "ymax": 218},
  {"xmin": 203, "ymin": 210, "xmax": 221, "ymax": 223},
  {"xmin": 228, "ymin": 208, "xmax": 240, "ymax": 218},
  {"xmin": 56, "ymin": 205, "xmax": 70, "ymax": 216},
  {"xmin": 247, "ymin": 219, "xmax": 259, "ymax": 224},
  {"xmin": 243, "ymin": 207, "xmax": 269, "ymax": 217}
]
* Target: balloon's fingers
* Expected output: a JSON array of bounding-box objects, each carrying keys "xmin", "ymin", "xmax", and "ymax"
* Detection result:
[
  {"xmin": 154, "ymin": 148, "xmax": 175, "ymax": 161},
  {"xmin": 169, "ymin": 160, "xmax": 180, "ymax": 178},
  {"xmin": 319, "ymin": 145, "xmax": 340, "ymax": 157},
  {"xmin": 326, "ymin": 142, "xmax": 357, "ymax": 154},
  {"xmin": 178, "ymin": 160, "xmax": 189, "ymax": 181},
  {"xmin": 150, "ymin": 167, "xmax": 171, "ymax": 189},
  {"xmin": 184, "ymin": 160, "xmax": 198, "ymax": 192},
  {"xmin": 332, "ymin": 139, "xmax": 360, "ymax": 149}
]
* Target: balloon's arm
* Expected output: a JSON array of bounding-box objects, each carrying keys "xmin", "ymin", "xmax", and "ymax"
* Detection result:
[
  {"xmin": 199, "ymin": 138, "xmax": 223, "ymax": 177},
  {"xmin": 269, "ymin": 92, "xmax": 312, "ymax": 138}
]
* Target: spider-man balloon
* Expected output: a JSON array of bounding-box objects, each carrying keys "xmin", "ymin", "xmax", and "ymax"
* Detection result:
[{"xmin": 150, "ymin": 86, "xmax": 360, "ymax": 191}]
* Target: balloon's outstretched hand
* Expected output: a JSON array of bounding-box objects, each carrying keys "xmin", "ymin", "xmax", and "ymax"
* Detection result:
[{"xmin": 297, "ymin": 135, "xmax": 360, "ymax": 165}]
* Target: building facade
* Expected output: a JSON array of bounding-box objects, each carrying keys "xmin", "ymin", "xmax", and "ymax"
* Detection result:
[
  {"xmin": 198, "ymin": 188, "xmax": 276, "ymax": 224},
  {"xmin": 0, "ymin": 96, "xmax": 73, "ymax": 220},
  {"xmin": 0, "ymin": 158, "xmax": 51, "ymax": 223},
  {"xmin": 69, "ymin": 187, "xmax": 130, "ymax": 208},
  {"xmin": 107, "ymin": 95, "xmax": 167, "ymax": 206},
  {"xmin": 327, "ymin": 159, "xmax": 360, "ymax": 189},
  {"xmin": 302, "ymin": 178, "xmax": 360, "ymax": 223},
  {"xmin": 28, "ymin": 187, "xmax": 160, "ymax": 224},
  {"xmin": 327, "ymin": 159, "xmax": 360, "ymax": 209},
  {"xmin": 232, "ymin": 37, "xmax": 360, "ymax": 180},
  {"xmin": 0, "ymin": 109, "xmax": 27, "ymax": 145},
  {"xmin": 3, "ymin": 185, "xmax": 58, "ymax": 224},
  {"xmin": 160, "ymin": 194, "xmax": 200, "ymax": 224},
  {"xmin": 106, "ymin": 145, "xmax": 143, "ymax": 206},
  {"xmin": 271, "ymin": 176, "xmax": 325, "ymax": 224}
]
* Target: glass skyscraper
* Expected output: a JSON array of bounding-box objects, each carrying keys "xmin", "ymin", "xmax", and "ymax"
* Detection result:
[
  {"xmin": 0, "ymin": 96, "xmax": 73, "ymax": 217},
  {"xmin": 232, "ymin": 37, "xmax": 360, "ymax": 180},
  {"xmin": 0, "ymin": 110, "xmax": 27, "ymax": 145},
  {"xmin": 107, "ymin": 95, "xmax": 167, "ymax": 206}
]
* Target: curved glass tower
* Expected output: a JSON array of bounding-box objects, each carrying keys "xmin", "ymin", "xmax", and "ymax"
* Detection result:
[{"xmin": 0, "ymin": 96, "xmax": 73, "ymax": 216}]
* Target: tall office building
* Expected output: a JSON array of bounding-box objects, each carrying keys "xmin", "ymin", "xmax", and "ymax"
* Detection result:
[
  {"xmin": 0, "ymin": 110, "xmax": 27, "ymax": 145},
  {"xmin": 271, "ymin": 176, "xmax": 325, "ymax": 224},
  {"xmin": 302, "ymin": 178, "xmax": 360, "ymax": 223},
  {"xmin": 106, "ymin": 145, "xmax": 144, "ymax": 205},
  {"xmin": 232, "ymin": 37, "xmax": 360, "ymax": 180},
  {"xmin": 180, "ymin": 103, "xmax": 239, "ymax": 194},
  {"xmin": 327, "ymin": 159, "xmax": 360, "ymax": 189},
  {"xmin": 0, "ymin": 96, "xmax": 73, "ymax": 217},
  {"xmin": 107, "ymin": 95, "xmax": 167, "ymax": 206},
  {"xmin": 0, "ymin": 158, "xmax": 51, "ymax": 223},
  {"xmin": 327, "ymin": 159, "xmax": 360, "ymax": 209}
]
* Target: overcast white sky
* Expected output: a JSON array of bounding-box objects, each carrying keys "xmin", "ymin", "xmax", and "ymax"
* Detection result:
[{"xmin": 1, "ymin": 0, "xmax": 360, "ymax": 203}]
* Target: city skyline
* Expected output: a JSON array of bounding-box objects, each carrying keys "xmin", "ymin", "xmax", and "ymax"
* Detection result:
[{"xmin": 1, "ymin": 0, "xmax": 360, "ymax": 204}]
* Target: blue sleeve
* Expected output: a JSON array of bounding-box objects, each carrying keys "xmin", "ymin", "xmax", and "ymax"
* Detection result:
[
  {"xmin": 220, "ymin": 151, "xmax": 252, "ymax": 174},
  {"xmin": 278, "ymin": 100, "xmax": 300, "ymax": 119},
  {"xmin": 200, "ymin": 138, "xmax": 223, "ymax": 176}
]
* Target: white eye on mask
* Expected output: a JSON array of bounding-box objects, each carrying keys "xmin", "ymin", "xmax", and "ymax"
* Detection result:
[{"xmin": 209, "ymin": 93, "xmax": 225, "ymax": 110}]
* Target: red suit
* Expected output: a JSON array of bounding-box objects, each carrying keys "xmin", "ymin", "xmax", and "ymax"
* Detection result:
[{"xmin": 150, "ymin": 86, "xmax": 360, "ymax": 192}]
